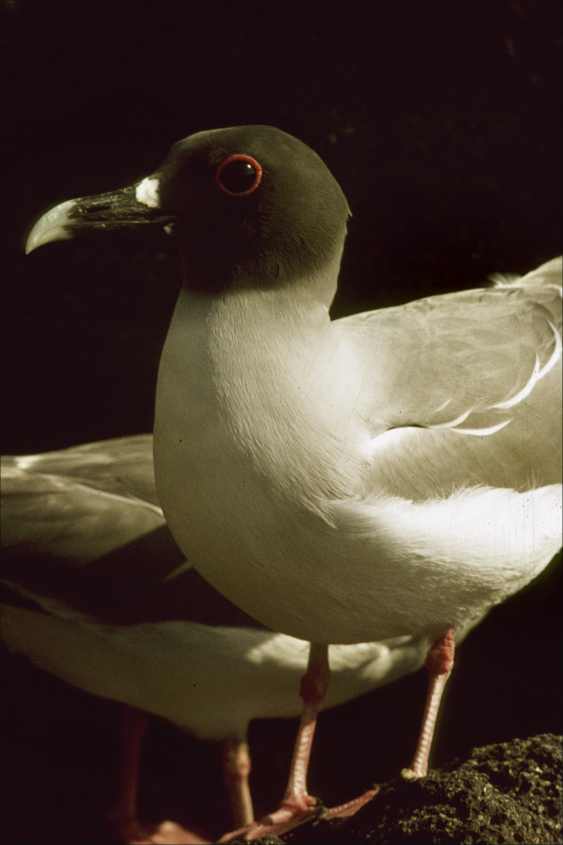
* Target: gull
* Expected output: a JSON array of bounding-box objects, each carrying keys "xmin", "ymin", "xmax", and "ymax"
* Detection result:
[
  {"xmin": 25, "ymin": 126, "xmax": 562, "ymax": 840},
  {"xmin": 1, "ymin": 434, "xmax": 430, "ymax": 843}
]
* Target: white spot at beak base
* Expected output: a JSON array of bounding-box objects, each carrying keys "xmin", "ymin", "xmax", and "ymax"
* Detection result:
[{"xmin": 135, "ymin": 176, "xmax": 160, "ymax": 208}]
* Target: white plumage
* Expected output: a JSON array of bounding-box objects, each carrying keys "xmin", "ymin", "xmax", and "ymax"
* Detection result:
[{"xmin": 0, "ymin": 436, "xmax": 429, "ymax": 742}]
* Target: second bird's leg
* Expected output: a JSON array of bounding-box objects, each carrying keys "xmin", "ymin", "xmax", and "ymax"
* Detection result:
[
  {"xmin": 222, "ymin": 738, "xmax": 254, "ymax": 828},
  {"xmin": 109, "ymin": 705, "xmax": 209, "ymax": 844},
  {"xmin": 108, "ymin": 705, "xmax": 149, "ymax": 843}
]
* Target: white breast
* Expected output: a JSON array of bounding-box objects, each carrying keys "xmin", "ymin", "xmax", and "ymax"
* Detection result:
[{"xmin": 154, "ymin": 287, "xmax": 562, "ymax": 644}]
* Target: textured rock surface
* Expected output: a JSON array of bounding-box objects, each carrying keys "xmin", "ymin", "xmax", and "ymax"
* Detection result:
[{"xmin": 271, "ymin": 734, "xmax": 562, "ymax": 845}]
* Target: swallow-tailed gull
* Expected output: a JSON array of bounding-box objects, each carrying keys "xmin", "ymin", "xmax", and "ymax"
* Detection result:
[{"xmin": 25, "ymin": 126, "xmax": 562, "ymax": 840}]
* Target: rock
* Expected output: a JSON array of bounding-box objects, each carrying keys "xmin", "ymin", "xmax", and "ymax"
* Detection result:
[{"xmin": 267, "ymin": 734, "xmax": 562, "ymax": 845}]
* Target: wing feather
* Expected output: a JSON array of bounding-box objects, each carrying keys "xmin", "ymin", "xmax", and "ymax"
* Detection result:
[{"xmin": 338, "ymin": 258, "xmax": 562, "ymax": 498}]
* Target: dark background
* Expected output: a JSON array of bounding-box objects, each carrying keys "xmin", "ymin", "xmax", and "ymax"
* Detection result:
[{"xmin": 1, "ymin": 1, "xmax": 561, "ymax": 841}]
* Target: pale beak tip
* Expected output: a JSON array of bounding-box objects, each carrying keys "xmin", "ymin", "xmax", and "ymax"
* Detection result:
[{"xmin": 25, "ymin": 199, "xmax": 77, "ymax": 255}]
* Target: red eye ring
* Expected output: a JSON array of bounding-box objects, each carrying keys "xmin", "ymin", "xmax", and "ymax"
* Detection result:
[{"xmin": 215, "ymin": 153, "xmax": 263, "ymax": 197}]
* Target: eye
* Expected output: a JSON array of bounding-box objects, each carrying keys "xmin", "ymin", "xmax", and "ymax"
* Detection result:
[{"xmin": 215, "ymin": 154, "xmax": 263, "ymax": 197}]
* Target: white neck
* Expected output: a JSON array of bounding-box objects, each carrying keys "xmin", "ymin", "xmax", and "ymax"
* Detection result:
[{"xmin": 152, "ymin": 260, "xmax": 369, "ymax": 636}]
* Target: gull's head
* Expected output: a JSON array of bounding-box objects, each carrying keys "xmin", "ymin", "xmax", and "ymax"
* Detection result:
[{"xmin": 26, "ymin": 125, "xmax": 350, "ymax": 299}]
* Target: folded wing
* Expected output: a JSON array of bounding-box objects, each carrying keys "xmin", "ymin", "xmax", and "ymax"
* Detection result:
[{"xmin": 340, "ymin": 257, "xmax": 561, "ymax": 499}]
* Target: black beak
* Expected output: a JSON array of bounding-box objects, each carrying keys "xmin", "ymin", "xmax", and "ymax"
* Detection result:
[{"xmin": 25, "ymin": 175, "xmax": 174, "ymax": 254}]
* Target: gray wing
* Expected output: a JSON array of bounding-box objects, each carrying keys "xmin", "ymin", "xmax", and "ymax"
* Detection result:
[
  {"xmin": 1, "ymin": 436, "xmax": 260, "ymax": 628},
  {"xmin": 1, "ymin": 436, "xmax": 163, "ymax": 564},
  {"xmin": 7, "ymin": 433, "xmax": 160, "ymax": 506},
  {"xmin": 340, "ymin": 257, "xmax": 562, "ymax": 499}
]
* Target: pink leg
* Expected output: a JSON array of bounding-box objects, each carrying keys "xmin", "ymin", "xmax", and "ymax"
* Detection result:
[
  {"xmin": 402, "ymin": 627, "xmax": 455, "ymax": 780},
  {"xmin": 222, "ymin": 738, "xmax": 254, "ymax": 827},
  {"xmin": 108, "ymin": 705, "xmax": 149, "ymax": 842},
  {"xmin": 219, "ymin": 643, "xmax": 330, "ymax": 842},
  {"xmin": 108, "ymin": 705, "xmax": 209, "ymax": 844}
]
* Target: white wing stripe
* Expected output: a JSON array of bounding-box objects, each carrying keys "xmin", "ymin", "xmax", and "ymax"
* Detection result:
[
  {"xmin": 430, "ymin": 407, "xmax": 474, "ymax": 430},
  {"xmin": 537, "ymin": 321, "xmax": 562, "ymax": 379},
  {"xmin": 490, "ymin": 321, "xmax": 561, "ymax": 411},
  {"xmin": 491, "ymin": 356, "xmax": 541, "ymax": 410},
  {"xmin": 450, "ymin": 419, "xmax": 513, "ymax": 437}
]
